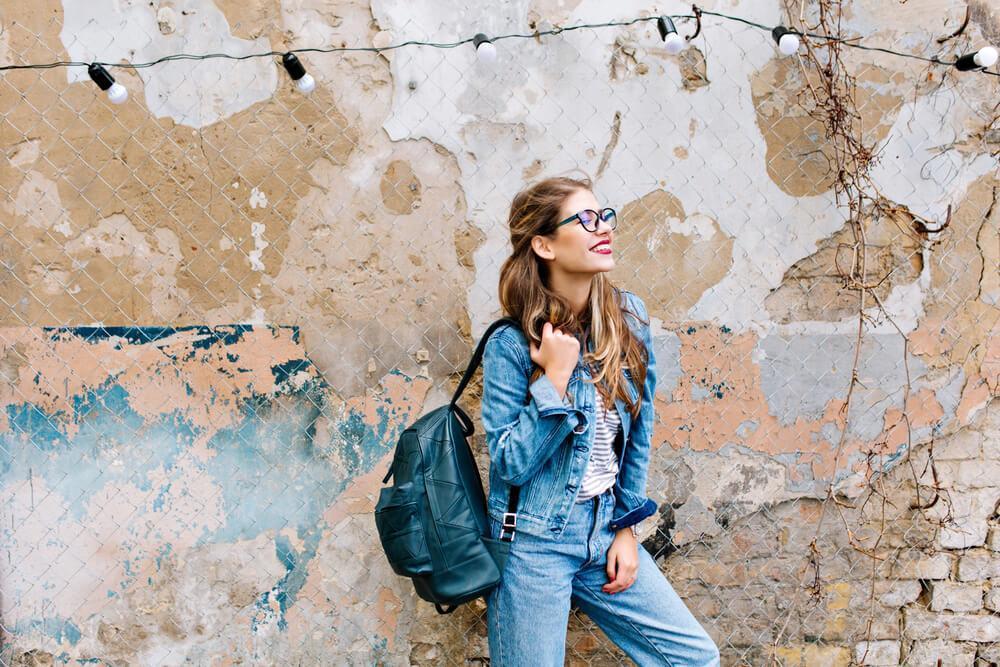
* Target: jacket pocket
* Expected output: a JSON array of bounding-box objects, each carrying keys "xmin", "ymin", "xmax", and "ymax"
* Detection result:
[{"xmin": 374, "ymin": 481, "xmax": 433, "ymax": 577}]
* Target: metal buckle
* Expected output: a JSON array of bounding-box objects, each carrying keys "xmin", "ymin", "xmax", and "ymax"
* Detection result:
[{"xmin": 499, "ymin": 512, "xmax": 517, "ymax": 541}]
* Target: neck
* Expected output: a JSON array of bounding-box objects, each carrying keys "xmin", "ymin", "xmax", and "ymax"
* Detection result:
[{"xmin": 547, "ymin": 269, "xmax": 593, "ymax": 318}]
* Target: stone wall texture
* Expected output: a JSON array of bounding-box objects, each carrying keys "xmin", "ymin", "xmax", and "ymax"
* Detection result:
[{"xmin": 0, "ymin": 0, "xmax": 997, "ymax": 664}]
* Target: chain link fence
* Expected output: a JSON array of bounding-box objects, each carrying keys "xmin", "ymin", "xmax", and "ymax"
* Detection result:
[{"xmin": 1, "ymin": 3, "xmax": 998, "ymax": 665}]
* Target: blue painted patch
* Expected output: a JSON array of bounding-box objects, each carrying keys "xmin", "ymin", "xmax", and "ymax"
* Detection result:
[
  {"xmin": 152, "ymin": 482, "xmax": 172, "ymax": 512},
  {"xmin": 1, "ymin": 325, "xmax": 419, "ymax": 640},
  {"xmin": 190, "ymin": 325, "xmax": 253, "ymax": 350},
  {"xmin": 270, "ymin": 359, "xmax": 323, "ymax": 388},
  {"xmin": 155, "ymin": 543, "xmax": 173, "ymax": 571},
  {"xmin": 254, "ymin": 530, "xmax": 323, "ymax": 631},
  {"xmin": 13, "ymin": 617, "xmax": 82, "ymax": 646},
  {"xmin": 55, "ymin": 326, "xmax": 181, "ymax": 346},
  {"xmin": 1, "ymin": 385, "xmax": 194, "ymax": 521}
]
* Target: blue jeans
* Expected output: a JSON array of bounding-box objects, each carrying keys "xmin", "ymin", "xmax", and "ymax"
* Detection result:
[{"xmin": 486, "ymin": 488, "xmax": 721, "ymax": 666}]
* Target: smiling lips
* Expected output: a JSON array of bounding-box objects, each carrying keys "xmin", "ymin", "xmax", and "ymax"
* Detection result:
[{"xmin": 590, "ymin": 240, "xmax": 612, "ymax": 254}]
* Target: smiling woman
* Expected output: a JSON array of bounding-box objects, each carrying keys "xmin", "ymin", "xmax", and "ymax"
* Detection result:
[{"xmin": 481, "ymin": 176, "xmax": 721, "ymax": 666}]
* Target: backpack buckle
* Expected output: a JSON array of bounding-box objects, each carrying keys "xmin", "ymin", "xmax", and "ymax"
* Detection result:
[{"xmin": 499, "ymin": 512, "xmax": 517, "ymax": 541}]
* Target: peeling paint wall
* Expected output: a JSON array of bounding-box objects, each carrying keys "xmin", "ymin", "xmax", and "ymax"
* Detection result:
[{"xmin": 1, "ymin": 0, "xmax": 998, "ymax": 664}]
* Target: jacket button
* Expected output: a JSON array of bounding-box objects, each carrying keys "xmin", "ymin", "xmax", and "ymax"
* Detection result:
[{"xmin": 572, "ymin": 422, "xmax": 587, "ymax": 434}]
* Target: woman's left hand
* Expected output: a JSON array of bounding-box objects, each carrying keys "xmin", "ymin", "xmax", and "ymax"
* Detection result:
[{"xmin": 603, "ymin": 528, "xmax": 639, "ymax": 594}]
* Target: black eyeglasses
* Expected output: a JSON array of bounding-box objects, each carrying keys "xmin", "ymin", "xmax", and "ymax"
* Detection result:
[{"xmin": 556, "ymin": 208, "xmax": 617, "ymax": 232}]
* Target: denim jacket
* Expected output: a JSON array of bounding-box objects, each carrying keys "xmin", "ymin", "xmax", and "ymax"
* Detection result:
[{"xmin": 481, "ymin": 288, "xmax": 658, "ymax": 538}]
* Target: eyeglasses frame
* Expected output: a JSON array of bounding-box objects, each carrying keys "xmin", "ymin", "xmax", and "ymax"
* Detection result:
[{"xmin": 555, "ymin": 207, "xmax": 618, "ymax": 233}]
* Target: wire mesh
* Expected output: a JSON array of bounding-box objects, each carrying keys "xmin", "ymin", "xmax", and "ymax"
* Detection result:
[{"xmin": 1, "ymin": 4, "xmax": 998, "ymax": 666}]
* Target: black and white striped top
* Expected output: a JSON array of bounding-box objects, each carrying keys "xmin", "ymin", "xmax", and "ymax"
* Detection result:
[{"xmin": 576, "ymin": 388, "xmax": 620, "ymax": 502}]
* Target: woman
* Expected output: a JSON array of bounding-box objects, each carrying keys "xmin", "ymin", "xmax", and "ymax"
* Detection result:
[{"xmin": 481, "ymin": 176, "xmax": 720, "ymax": 666}]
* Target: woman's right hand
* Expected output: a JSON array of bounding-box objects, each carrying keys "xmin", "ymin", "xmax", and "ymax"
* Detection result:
[{"xmin": 528, "ymin": 322, "xmax": 580, "ymax": 379}]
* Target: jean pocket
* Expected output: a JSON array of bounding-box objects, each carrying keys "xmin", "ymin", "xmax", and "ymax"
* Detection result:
[{"xmin": 374, "ymin": 482, "xmax": 433, "ymax": 577}]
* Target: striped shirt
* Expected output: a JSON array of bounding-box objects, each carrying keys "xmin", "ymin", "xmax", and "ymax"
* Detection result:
[{"xmin": 576, "ymin": 388, "xmax": 620, "ymax": 502}]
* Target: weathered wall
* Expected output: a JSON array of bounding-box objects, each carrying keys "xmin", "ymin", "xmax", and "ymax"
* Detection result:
[{"xmin": 0, "ymin": 0, "xmax": 997, "ymax": 664}]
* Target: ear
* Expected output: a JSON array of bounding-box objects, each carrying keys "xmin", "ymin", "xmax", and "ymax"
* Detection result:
[{"xmin": 530, "ymin": 234, "xmax": 556, "ymax": 261}]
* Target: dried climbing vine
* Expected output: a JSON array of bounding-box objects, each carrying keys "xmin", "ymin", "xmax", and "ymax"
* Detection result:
[{"xmin": 767, "ymin": 0, "xmax": 959, "ymax": 661}]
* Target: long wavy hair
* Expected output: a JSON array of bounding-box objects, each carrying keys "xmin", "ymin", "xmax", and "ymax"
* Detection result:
[{"xmin": 498, "ymin": 176, "xmax": 648, "ymax": 419}]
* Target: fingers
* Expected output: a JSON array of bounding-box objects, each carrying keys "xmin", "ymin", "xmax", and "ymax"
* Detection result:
[
  {"xmin": 602, "ymin": 555, "xmax": 638, "ymax": 594},
  {"xmin": 542, "ymin": 321, "xmax": 570, "ymax": 338},
  {"xmin": 602, "ymin": 572, "xmax": 636, "ymax": 594}
]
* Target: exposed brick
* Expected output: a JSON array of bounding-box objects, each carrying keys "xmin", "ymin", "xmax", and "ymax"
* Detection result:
[
  {"xmin": 929, "ymin": 581, "xmax": 983, "ymax": 612},
  {"xmin": 795, "ymin": 605, "xmax": 900, "ymax": 642},
  {"xmin": 935, "ymin": 430, "xmax": 983, "ymax": 460},
  {"xmin": 872, "ymin": 579, "xmax": 922, "ymax": 607},
  {"xmin": 937, "ymin": 459, "xmax": 1000, "ymax": 487},
  {"xmin": 986, "ymin": 586, "xmax": 1000, "ymax": 612},
  {"xmin": 979, "ymin": 642, "xmax": 1000, "ymax": 664},
  {"xmin": 956, "ymin": 550, "xmax": 1000, "ymax": 581},
  {"xmin": 938, "ymin": 517, "xmax": 989, "ymax": 550},
  {"xmin": 903, "ymin": 609, "xmax": 1000, "ymax": 642},
  {"xmin": 887, "ymin": 552, "xmax": 954, "ymax": 579},
  {"xmin": 684, "ymin": 594, "xmax": 722, "ymax": 618},
  {"xmin": 853, "ymin": 640, "xmax": 899, "ymax": 665},
  {"xmin": 904, "ymin": 639, "xmax": 976, "ymax": 667},
  {"xmin": 666, "ymin": 558, "xmax": 751, "ymax": 587},
  {"xmin": 772, "ymin": 644, "xmax": 851, "ymax": 667},
  {"xmin": 876, "ymin": 517, "xmax": 938, "ymax": 550},
  {"xmin": 988, "ymin": 526, "xmax": 1000, "ymax": 552}
]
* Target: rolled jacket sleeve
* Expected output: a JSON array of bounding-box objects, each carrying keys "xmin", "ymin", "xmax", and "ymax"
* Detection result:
[{"xmin": 482, "ymin": 331, "xmax": 586, "ymax": 487}]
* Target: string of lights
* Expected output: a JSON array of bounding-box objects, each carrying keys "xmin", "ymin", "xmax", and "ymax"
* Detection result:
[{"xmin": 1, "ymin": 5, "xmax": 997, "ymax": 105}]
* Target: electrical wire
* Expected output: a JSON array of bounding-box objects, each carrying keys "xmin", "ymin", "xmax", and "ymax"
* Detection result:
[{"xmin": 0, "ymin": 7, "xmax": 996, "ymax": 77}]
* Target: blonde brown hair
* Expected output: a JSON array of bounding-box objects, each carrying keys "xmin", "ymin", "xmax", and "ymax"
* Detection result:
[{"xmin": 498, "ymin": 176, "xmax": 648, "ymax": 418}]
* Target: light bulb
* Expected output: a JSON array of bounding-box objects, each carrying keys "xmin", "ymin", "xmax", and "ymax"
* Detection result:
[
  {"xmin": 295, "ymin": 73, "xmax": 316, "ymax": 94},
  {"xmin": 107, "ymin": 82, "xmax": 129, "ymax": 104},
  {"xmin": 281, "ymin": 53, "xmax": 316, "ymax": 94},
  {"xmin": 771, "ymin": 26, "xmax": 800, "ymax": 56},
  {"xmin": 473, "ymin": 33, "xmax": 498, "ymax": 66},
  {"xmin": 955, "ymin": 45, "xmax": 999, "ymax": 71},
  {"xmin": 778, "ymin": 33, "xmax": 799, "ymax": 55},
  {"xmin": 87, "ymin": 63, "xmax": 127, "ymax": 105},
  {"xmin": 657, "ymin": 16, "xmax": 686, "ymax": 55},
  {"xmin": 974, "ymin": 46, "xmax": 998, "ymax": 68},
  {"xmin": 664, "ymin": 33, "xmax": 685, "ymax": 55}
]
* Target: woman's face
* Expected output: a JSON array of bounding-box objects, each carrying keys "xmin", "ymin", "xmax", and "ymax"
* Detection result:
[{"xmin": 533, "ymin": 188, "xmax": 615, "ymax": 274}]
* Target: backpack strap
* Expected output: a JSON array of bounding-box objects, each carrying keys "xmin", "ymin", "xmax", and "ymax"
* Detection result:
[
  {"xmin": 500, "ymin": 486, "xmax": 520, "ymax": 543},
  {"xmin": 382, "ymin": 316, "xmax": 521, "ymax": 486},
  {"xmin": 450, "ymin": 316, "xmax": 524, "ymax": 543},
  {"xmin": 449, "ymin": 316, "xmax": 520, "ymax": 408}
]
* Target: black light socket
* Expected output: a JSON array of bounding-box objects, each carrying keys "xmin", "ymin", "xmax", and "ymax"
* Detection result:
[
  {"xmin": 771, "ymin": 26, "xmax": 793, "ymax": 44},
  {"xmin": 657, "ymin": 16, "xmax": 677, "ymax": 41},
  {"xmin": 87, "ymin": 63, "xmax": 115, "ymax": 91},
  {"xmin": 281, "ymin": 53, "xmax": 307, "ymax": 81}
]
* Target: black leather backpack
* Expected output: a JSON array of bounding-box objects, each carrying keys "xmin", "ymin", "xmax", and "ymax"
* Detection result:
[{"xmin": 374, "ymin": 317, "xmax": 522, "ymax": 614}]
